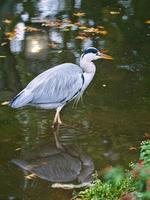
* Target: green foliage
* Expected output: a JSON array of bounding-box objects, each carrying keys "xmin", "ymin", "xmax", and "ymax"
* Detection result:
[
  {"xmin": 76, "ymin": 168, "xmax": 134, "ymax": 200},
  {"xmin": 103, "ymin": 167, "xmax": 125, "ymax": 185},
  {"xmin": 135, "ymin": 191, "xmax": 150, "ymax": 199},
  {"xmin": 140, "ymin": 140, "xmax": 150, "ymax": 166},
  {"xmin": 132, "ymin": 140, "xmax": 150, "ymax": 199},
  {"xmin": 74, "ymin": 140, "xmax": 150, "ymax": 200}
]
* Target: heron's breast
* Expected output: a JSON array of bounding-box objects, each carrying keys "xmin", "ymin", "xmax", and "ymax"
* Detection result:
[{"xmin": 81, "ymin": 72, "xmax": 95, "ymax": 92}]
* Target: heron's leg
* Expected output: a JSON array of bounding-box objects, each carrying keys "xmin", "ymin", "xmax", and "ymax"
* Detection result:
[
  {"xmin": 52, "ymin": 111, "xmax": 59, "ymax": 128},
  {"xmin": 52, "ymin": 106, "xmax": 63, "ymax": 128},
  {"xmin": 57, "ymin": 111, "xmax": 62, "ymax": 124},
  {"xmin": 52, "ymin": 123, "xmax": 64, "ymax": 150},
  {"xmin": 53, "ymin": 111, "xmax": 58, "ymax": 125}
]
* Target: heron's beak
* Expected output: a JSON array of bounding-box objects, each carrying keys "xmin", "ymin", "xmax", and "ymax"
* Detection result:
[{"xmin": 98, "ymin": 52, "xmax": 113, "ymax": 60}]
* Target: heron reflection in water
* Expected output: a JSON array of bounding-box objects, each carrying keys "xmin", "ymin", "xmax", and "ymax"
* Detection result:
[{"xmin": 12, "ymin": 124, "xmax": 94, "ymax": 189}]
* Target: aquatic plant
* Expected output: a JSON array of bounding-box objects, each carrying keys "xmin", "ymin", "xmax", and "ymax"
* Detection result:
[{"xmin": 74, "ymin": 140, "xmax": 150, "ymax": 200}]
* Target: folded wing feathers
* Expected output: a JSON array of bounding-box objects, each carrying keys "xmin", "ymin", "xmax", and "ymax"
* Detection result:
[{"xmin": 9, "ymin": 64, "xmax": 83, "ymax": 108}]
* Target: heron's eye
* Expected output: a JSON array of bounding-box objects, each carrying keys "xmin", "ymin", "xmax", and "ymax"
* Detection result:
[{"xmin": 96, "ymin": 53, "xmax": 99, "ymax": 56}]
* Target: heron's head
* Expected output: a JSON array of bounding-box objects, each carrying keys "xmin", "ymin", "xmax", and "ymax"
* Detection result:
[{"xmin": 81, "ymin": 47, "xmax": 113, "ymax": 62}]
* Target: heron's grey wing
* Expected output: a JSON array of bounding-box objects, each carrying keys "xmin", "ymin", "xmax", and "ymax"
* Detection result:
[
  {"xmin": 9, "ymin": 63, "xmax": 83, "ymax": 108},
  {"xmin": 29, "ymin": 63, "xmax": 84, "ymax": 105}
]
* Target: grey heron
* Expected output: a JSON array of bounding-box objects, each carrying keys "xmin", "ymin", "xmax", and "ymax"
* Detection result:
[{"xmin": 9, "ymin": 47, "xmax": 112, "ymax": 126}]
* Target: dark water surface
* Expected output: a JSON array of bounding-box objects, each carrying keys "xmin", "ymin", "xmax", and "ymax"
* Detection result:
[{"xmin": 0, "ymin": 0, "xmax": 150, "ymax": 199}]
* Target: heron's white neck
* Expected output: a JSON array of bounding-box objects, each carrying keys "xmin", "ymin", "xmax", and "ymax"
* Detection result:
[
  {"xmin": 79, "ymin": 55, "xmax": 96, "ymax": 92},
  {"xmin": 80, "ymin": 56, "xmax": 96, "ymax": 74}
]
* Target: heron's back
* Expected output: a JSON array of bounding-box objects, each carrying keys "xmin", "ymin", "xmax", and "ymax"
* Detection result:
[{"xmin": 9, "ymin": 63, "xmax": 83, "ymax": 109}]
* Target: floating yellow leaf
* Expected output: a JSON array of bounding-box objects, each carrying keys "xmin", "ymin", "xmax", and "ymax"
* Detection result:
[
  {"xmin": 41, "ymin": 23, "xmax": 50, "ymax": 27},
  {"xmin": 97, "ymin": 25, "xmax": 105, "ymax": 29},
  {"xmin": 74, "ymin": 22, "xmax": 82, "ymax": 26},
  {"xmin": 84, "ymin": 27, "xmax": 99, "ymax": 33},
  {"xmin": 3, "ymin": 19, "xmax": 12, "ymax": 24},
  {"xmin": 73, "ymin": 12, "xmax": 85, "ymax": 17},
  {"xmin": 63, "ymin": 28, "xmax": 70, "ymax": 31},
  {"xmin": 63, "ymin": 19, "xmax": 72, "ymax": 23},
  {"xmin": 145, "ymin": 20, "xmax": 150, "ymax": 24},
  {"xmin": 65, "ymin": 24, "xmax": 74, "ymax": 28},
  {"xmin": 26, "ymin": 26, "xmax": 41, "ymax": 32},
  {"xmin": 110, "ymin": 11, "xmax": 120, "ymax": 15},
  {"xmin": 129, "ymin": 146, "xmax": 137, "ymax": 151},
  {"xmin": 5, "ymin": 31, "xmax": 16, "ymax": 40},
  {"xmin": 41, "ymin": 19, "xmax": 62, "ymax": 28},
  {"xmin": 1, "ymin": 101, "xmax": 9, "ymax": 105},
  {"xmin": 15, "ymin": 148, "xmax": 21, "ymax": 151},
  {"xmin": 75, "ymin": 35, "xmax": 87, "ymax": 40},
  {"xmin": 98, "ymin": 30, "xmax": 108, "ymax": 35},
  {"xmin": 0, "ymin": 56, "xmax": 6, "ymax": 58},
  {"xmin": 1, "ymin": 42, "xmax": 7, "ymax": 46},
  {"xmin": 79, "ymin": 26, "xmax": 87, "ymax": 30}
]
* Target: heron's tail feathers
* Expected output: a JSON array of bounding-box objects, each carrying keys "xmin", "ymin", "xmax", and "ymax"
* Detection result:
[{"xmin": 9, "ymin": 89, "xmax": 33, "ymax": 108}]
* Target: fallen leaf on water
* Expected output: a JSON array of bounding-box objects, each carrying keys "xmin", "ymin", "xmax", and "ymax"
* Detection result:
[
  {"xmin": 41, "ymin": 23, "xmax": 50, "ymax": 27},
  {"xmin": 129, "ymin": 147, "xmax": 137, "ymax": 151},
  {"xmin": 25, "ymin": 173, "xmax": 36, "ymax": 180},
  {"xmin": 66, "ymin": 23, "xmax": 74, "ymax": 28},
  {"xmin": 1, "ymin": 42, "xmax": 7, "ymax": 46},
  {"xmin": 84, "ymin": 27, "xmax": 99, "ymax": 33},
  {"xmin": 3, "ymin": 19, "xmax": 12, "ymax": 24},
  {"xmin": 144, "ymin": 20, "xmax": 150, "ymax": 24},
  {"xmin": 26, "ymin": 26, "xmax": 41, "ymax": 32},
  {"xmin": 83, "ymin": 27, "xmax": 108, "ymax": 35},
  {"xmin": 98, "ymin": 30, "xmax": 108, "ymax": 35},
  {"xmin": 143, "ymin": 133, "xmax": 150, "ymax": 139},
  {"xmin": 5, "ymin": 31, "xmax": 16, "ymax": 40},
  {"xmin": 1, "ymin": 101, "xmax": 9, "ymax": 105},
  {"xmin": 73, "ymin": 12, "xmax": 85, "ymax": 17},
  {"xmin": 15, "ymin": 148, "xmax": 21, "ymax": 151},
  {"xmin": 110, "ymin": 11, "xmax": 120, "ymax": 15},
  {"xmin": 63, "ymin": 18, "xmax": 72, "ymax": 23},
  {"xmin": 74, "ymin": 22, "xmax": 82, "ymax": 26},
  {"xmin": 0, "ymin": 56, "xmax": 6, "ymax": 58},
  {"xmin": 42, "ymin": 21, "xmax": 62, "ymax": 28},
  {"xmin": 97, "ymin": 25, "xmax": 105, "ymax": 29},
  {"xmin": 79, "ymin": 26, "xmax": 87, "ymax": 30},
  {"xmin": 63, "ymin": 28, "xmax": 70, "ymax": 31},
  {"xmin": 75, "ymin": 35, "xmax": 88, "ymax": 40}
]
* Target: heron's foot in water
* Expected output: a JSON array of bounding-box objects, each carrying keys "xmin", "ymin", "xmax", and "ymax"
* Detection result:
[{"xmin": 52, "ymin": 120, "xmax": 62, "ymax": 129}]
